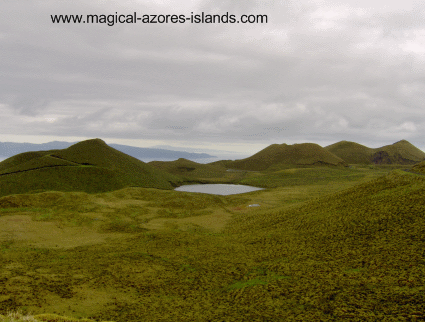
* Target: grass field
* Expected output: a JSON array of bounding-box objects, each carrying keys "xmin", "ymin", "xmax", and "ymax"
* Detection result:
[{"xmin": 0, "ymin": 165, "xmax": 424, "ymax": 321}]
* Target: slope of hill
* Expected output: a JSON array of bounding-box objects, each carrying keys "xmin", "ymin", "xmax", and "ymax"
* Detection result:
[
  {"xmin": 325, "ymin": 141, "xmax": 374, "ymax": 164},
  {"xmin": 326, "ymin": 139, "xmax": 425, "ymax": 165},
  {"xmin": 149, "ymin": 158, "xmax": 227, "ymax": 179},
  {"xmin": 0, "ymin": 138, "xmax": 182, "ymax": 197},
  {"xmin": 227, "ymin": 143, "xmax": 347, "ymax": 171},
  {"xmin": 372, "ymin": 140, "xmax": 425, "ymax": 164},
  {"xmin": 0, "ymin": 141, "xmax": 215, "ymax": 161},
  {"xmin": 0, "ymin": 141, "xmax": 72, "ymax": 157},
  {"xmin": 108, "ymin": 144, "xmax": 214, "ymax": 160},
  {"xmin": 223, "ymin": 170, "xmax": 425, "ymax": 319},
  {"xmin": 0, "ymin": 151, "xmax": 59, "ymax": 173},
  {"xmin": 411, "ymin": 160, "xmax": 425, "ymax": 174}
]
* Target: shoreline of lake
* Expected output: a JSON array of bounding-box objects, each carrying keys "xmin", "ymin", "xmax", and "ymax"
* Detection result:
[{"xmin": 174, "ymin": 184, "xmax": 264, "ymax": 195}]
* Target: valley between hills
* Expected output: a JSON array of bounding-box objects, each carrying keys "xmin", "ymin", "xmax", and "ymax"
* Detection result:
[{"xmin": 0, "ymin": 138, "xmax": 424, "ymax": 321}]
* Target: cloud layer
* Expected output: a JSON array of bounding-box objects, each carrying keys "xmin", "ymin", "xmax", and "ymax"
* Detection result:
[{"xmin": 1, "ymin": 0, "xmax": 424, "ymax": 152}]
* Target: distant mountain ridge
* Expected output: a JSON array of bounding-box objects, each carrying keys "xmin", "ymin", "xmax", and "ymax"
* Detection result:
[
  {"xmin": 0, "ymin": 141, "xmax": 215, "ymax": 161},
  {"xmin": 325, "ymin": 140, "xmax": 425, "ymax": 165}
]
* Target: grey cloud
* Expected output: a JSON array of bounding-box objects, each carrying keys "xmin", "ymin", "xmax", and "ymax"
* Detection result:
[{"xmin": 0, "ymin": 0, "xmax": 424, "ymax": 150}]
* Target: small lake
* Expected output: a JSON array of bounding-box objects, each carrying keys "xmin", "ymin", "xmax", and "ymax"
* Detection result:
[{"xmin": 174, "ymin": 184, "xmax": 264, "ymax": 195}]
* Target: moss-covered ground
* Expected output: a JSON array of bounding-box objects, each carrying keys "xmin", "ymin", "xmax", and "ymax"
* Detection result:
[{"xmin": 0, "ymin": 165, "xmax": 424, "ymax": 321}]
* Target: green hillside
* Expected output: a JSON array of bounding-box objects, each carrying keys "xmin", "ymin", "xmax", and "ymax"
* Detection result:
[
  {"xmin": 325, "ymin": 141, "xmax": 374, "ymax": 164},
  {"xmin": 0, "ymin": 139, "xmax": 182, "ymax": 197},
  {"xmin": 0, "ymin": 154, "xmax": 77, "ymax": 175},
  {"xmin": 208, "ymin": 159, "xmax": 234, "ymax": 167},
  {"xmin": 326, "ymin": 139, "xmax": 425, "ymax": 165},
  {"xmin": 223, "ymin": 170, "xmax": 425, "ymax": 320},
  {"xmin": 149, "ymin": 158, "xmax": 227, "ymax": 179},
  {"xmin": 227, "ymin": 143, "xmax": 347, "ymax": 171},
  {"xmin": 0, "ymin": 151, "xmax": 60, "ymax": 172},
  {"xmin": 411, "ymin": 160, "xmax": 425, "ymax": 174},
  {"xmin": 372, "ymin": 140, "xmax": 425, "ymax": 164}
]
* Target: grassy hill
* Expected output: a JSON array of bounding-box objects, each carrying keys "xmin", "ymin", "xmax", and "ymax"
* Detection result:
[
  {"xmin": 149, "ymin": 158, "xmax": 227, "ymax": 179},
  {"xmin": 326, "ymin": 139, "xmax": 425, "ymax": 165},
  {"xmin": 226, "ymin": 143, "xmax": 347, "ymax": 171},
  {"xmin": 223, "ymin": 170, "xmax": 425, "ymax": 320},
  {"xmin": 325, "ymin": 141, "xmax": 374, "ymax": 164},
  {"xmin": 0, "ymin": 139, "xmax": 182, "ymax": 197},
  {"xmin": 372, "ymin": 140, "xmax": 425, "ymax": 164},
  {"xmin": 0, "ymin": 141, "xmax": 215, "ymax": 160}
]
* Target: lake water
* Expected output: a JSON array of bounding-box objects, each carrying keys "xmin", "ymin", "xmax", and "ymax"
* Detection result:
[{"xmin": 174, "ymin": 184, "xmax": 264, "ymax": 195}]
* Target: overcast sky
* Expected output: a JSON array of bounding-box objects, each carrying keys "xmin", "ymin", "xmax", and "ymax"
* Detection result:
[{"xmin": 1, "ymin": 0, "xmax": 424, "ymax": 155}]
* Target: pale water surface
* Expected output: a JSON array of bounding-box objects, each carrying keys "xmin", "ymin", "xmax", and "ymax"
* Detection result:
[{"xmin": 174, "ymin": 184, "xmax": 264, "ymax": 195}]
